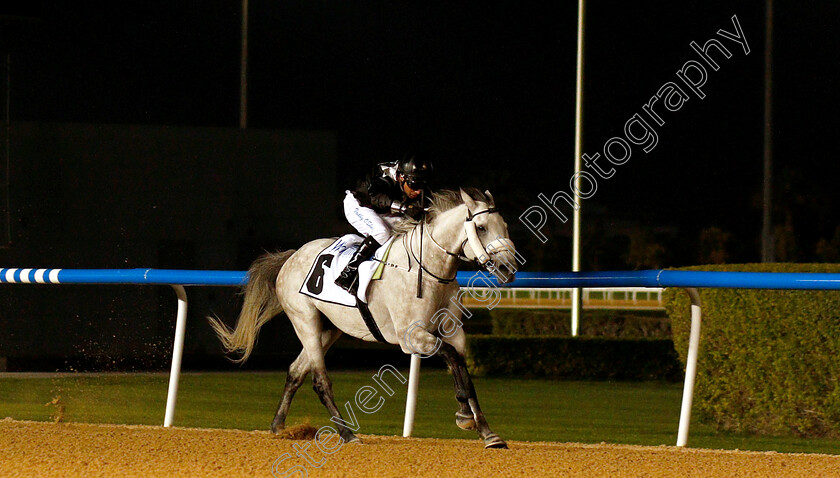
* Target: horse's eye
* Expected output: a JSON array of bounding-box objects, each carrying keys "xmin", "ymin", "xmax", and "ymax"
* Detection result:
[{"xmin": 477, "ymin": 225, "xmax": 486, "ymax": 232}]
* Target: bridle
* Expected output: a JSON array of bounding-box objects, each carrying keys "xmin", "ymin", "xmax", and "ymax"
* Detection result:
[{"xmin": 405, "ymin": 205, "xmax": 515, "ymax": 284}]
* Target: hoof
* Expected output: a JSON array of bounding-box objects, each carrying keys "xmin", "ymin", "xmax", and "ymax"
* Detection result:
[
  {"xmin": 483, "ymin": 434, "xmax": 508, "ymax": 449},
  {"xmin": 455, "ymin": 412, "xmax": 476, "ymax": 431},
  {"xmin": 270, "ymin": 424, "xmax": 284, "ymax": 435},
  {"xmin": 342, "ymin": 432, "xmax": 362, "ymax": 444}
]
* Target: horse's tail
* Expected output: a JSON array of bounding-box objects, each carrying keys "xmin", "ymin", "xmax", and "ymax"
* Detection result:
[{"xmin": 208, "ymin": 250, "xmax": 296, "ymax": 363}]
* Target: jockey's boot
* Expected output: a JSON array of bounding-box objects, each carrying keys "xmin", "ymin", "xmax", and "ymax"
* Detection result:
[{"xmin": 335, "ymin": 235, "xmax": 381, "ymax": 295}]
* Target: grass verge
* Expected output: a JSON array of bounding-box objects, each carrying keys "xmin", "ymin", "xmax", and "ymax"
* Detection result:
[{"xmin": 1, "ymin": 370, "xmax": 838, "ymax": 455}]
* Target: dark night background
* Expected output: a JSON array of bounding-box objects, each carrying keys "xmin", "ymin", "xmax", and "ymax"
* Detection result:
[{"xmin": 0, "ymin": 1, "xmax": 838, "ymax": 369}]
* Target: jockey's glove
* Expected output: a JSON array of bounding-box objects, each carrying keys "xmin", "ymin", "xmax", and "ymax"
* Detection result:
[{"xmin": 403, "ymin": 204, "xmax": 426, "ymax": 219}]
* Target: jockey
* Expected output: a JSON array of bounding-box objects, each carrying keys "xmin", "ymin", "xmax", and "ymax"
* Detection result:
[{"xmin": 335, "ymin": 153, "xmax": 434, "ymax": 294}]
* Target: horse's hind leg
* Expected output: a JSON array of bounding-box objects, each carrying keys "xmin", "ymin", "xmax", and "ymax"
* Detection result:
[
  {"xmin": 270, "ymin": 328, "xmax": 342, "ymax": 433},
  {"xmin": 271, "ymin": 352, "xmax": 308, "ymax": 434},
  {"xmin": 289, "ymin": 315, "xmax": 360, "ymax": 444},
  {"xmin": 437, "ymin": 341, "xmax": 508, "ymax": 449}
]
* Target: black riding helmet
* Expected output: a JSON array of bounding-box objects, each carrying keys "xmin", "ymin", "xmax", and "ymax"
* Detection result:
[{"xmin": 397, "ymin": 153, "xmax": 434, "ymax": 189}]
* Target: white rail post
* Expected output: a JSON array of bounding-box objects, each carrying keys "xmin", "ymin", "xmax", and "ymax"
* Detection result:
[
  {"xmin": 677, "ymin": 287, "xmax": 702, "ymax": 446},
  {"xmin": 164, "ymin": 285, "xmax": 188, "ymax": 427},
  {"xmin": 402, "ymin": 353, "xmax": 422, "ymax": 437}
]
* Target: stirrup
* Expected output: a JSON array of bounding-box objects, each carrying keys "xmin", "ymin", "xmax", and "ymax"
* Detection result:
[
  {"xmin": 334, "ymin": 268, "xmax": 359, "ymax": 293},
  {"xmin": 344, "ymin": 278, "xmax": 360, "ymax": 296}
]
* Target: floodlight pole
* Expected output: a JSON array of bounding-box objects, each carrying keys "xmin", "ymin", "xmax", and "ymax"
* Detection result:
[
  {"xmin": 2, "ymin": 53, "xmax": 10, "ymax": 248},
  {"xmin": 239, "ymin": 0, "xmax": 249, "ymax": 129},
  {"xmin": 761, "ymin": 0, "xmax": 774, "ymax": 262},
  {"xmin": 571, "ymin": 0, "xmax": 586, "ymax": 336}
]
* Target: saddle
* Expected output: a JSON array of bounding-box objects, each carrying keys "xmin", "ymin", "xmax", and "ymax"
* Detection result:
[
  {"xmin": 299, "ymin": 234, "xmax": 394, "ymax": 306},
  {"xmin": 299, "ymin": 234, "xmax": 395, "ymax": 342}
]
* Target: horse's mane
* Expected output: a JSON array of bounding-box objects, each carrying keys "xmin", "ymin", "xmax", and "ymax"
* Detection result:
[{"xmin": 390, "ymin": 187, "xmax": 491, "ymax": 235}]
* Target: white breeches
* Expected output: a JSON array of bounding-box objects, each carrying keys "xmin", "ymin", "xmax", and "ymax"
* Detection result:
[{"xmin": 343, "ymin": 191, "xmax": 398, "ymax": 245}]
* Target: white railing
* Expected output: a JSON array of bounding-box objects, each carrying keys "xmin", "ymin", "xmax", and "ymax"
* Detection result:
[{"xmin": 460, "ymin": 286, "xmax": 664, "ymax": 310}]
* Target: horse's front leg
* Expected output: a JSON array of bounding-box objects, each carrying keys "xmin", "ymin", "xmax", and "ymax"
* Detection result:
[
  {"xmin": 455, "ymin": 403, "xmax": 477, "ymax": 430},
  {"xmin": 436, "ymin": 340, "xmax": 507, "ymax": 449}
]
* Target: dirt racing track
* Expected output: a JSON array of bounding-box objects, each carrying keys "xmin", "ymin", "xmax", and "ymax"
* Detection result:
[{"xmin": 1, "ymin": 419, "xmax": 839, "ymax": 477}]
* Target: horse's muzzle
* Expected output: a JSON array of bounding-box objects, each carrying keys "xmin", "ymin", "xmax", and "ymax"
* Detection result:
[{"xmin": 490, "ymin": 261, "xmax": 516, "ymax": 284}]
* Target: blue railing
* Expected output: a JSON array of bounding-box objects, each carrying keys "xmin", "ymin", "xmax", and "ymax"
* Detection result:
[
  {"xmin": 461, "ymin": 269, "xmax": 840, "ymax": 290},
  {"xmin": 4, "ymin": 267, "xmax": 840, "ymax": 290},
  {"xmin": 0, "ymin": 268, "xmax": 248, "ymax": 286}
]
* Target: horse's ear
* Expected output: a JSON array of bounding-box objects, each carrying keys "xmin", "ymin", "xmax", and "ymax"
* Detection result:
[
  {"xmin": 484, "ymin": 190, "xmax": 495, "ymax": 206},
  {"xmin": 460, "ymin": 188, "xmax": 477, "ymax": 211}
]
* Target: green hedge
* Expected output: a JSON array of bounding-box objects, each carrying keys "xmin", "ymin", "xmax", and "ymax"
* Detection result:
[
  {"xmin": 664, "ymin": 263, "xmax": 840, "ymax": 438},
  {"xmin": 491, "ymin": 309, "xmax": 670, "ymax": 338},
  {"xmin": 465, "ymin": 335, "xmax": 682, "ymax": 381}
]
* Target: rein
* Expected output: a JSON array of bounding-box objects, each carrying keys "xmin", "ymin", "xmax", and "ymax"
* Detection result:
[
  {"xmin": 375, "ymin": 205, "xmax": 507, "ymax": 287},
  {"xmin": 406, "ymin": 225, "xmax": 458, "ymax": 284}
]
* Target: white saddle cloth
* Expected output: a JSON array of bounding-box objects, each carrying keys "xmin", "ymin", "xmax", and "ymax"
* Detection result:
[{"xmin": 299, "ymin": 234, "xmax": 395, "ymax": 306}]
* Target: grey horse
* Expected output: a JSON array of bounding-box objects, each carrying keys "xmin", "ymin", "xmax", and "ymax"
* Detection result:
[{"xmin": 209, "ymin": 188, "xmax": 517, "ymax": 448}]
